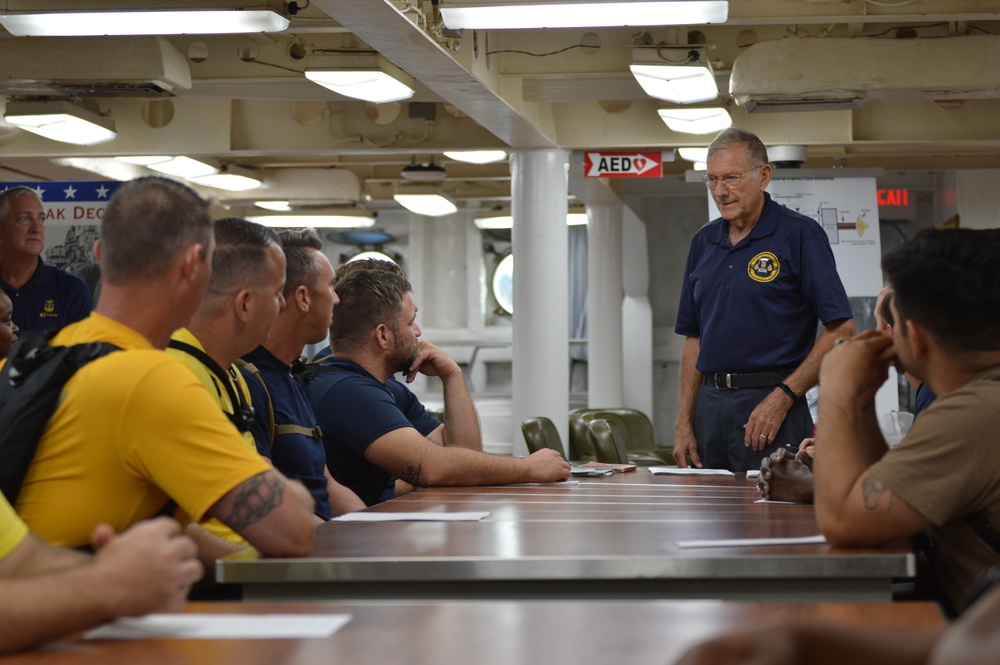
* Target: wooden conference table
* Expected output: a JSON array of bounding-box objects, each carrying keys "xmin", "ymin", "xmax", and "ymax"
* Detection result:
[
  {"xmin": 217, "ymin": 471, "xmax": 915, "ymax": 602},
  {"xmin": 5, "ymin": 600, "xmax": 945, "ymax": 665}
]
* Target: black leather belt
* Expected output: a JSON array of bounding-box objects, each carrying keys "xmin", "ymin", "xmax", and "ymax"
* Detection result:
[{"xmin": 703, "ymin": 371, "xmax": 784, "ymax": 391}]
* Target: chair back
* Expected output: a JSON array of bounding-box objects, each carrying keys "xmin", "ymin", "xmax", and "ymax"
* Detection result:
[
  {"xmin": 587, "ymin": 419, "xmax": 630, "ymax": 464},
  {"xmin": 521, "ymin": 416, "xmax": 566, "ymax": 457}
]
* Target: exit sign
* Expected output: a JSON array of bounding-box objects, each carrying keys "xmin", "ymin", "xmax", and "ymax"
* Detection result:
[
  {"xmin": 877, "ymin": 188, "xmax": 917, "ymax": 220},
  {"xmin": 584, "ymin": 151, "xmax": 663, "ymax": 178}
]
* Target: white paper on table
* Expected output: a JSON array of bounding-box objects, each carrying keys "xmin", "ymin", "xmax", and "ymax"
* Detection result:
[
  {"xmin": 85, "ymin": 614, "xmax": 351, "ymax": 640},
  {"xmin": 677, "ymin": 534, "xmax": 826, "ymax": 548},
  {"xmin": 745, "ymin": 470, "xmax": 761, "ymax": 479},
  {"xmin": 648, "ymin": 467, "xmax": 735, "ymax": 476},
  {"xmin": 332, "ymin": 511, "xmax": 490, "ymax": 522},
  {"xmin": 754, "ymin": 498, "xmax": 805, "ymax": 505}
]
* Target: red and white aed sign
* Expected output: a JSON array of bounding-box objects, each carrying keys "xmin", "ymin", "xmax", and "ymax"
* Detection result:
[{"xmin": 584, "ymin": 151, "xmax": 663, "ymax": 178}]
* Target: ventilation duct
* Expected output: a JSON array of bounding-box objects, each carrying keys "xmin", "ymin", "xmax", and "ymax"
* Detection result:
[
  {"xmin": 226, "ymin": 168, "xmax": 363, "ymax": 207},
  {"xmin": 731, "ymin": 35, "xmax": 1000, "ymax": 112},
  {"xmin": 0, "ymin": 36, "xmax": 191, "ymax": 97}
]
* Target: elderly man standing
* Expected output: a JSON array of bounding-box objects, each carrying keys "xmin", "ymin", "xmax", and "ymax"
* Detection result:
[
  {"xmin": 674, "ymin": 128, "xmax": 854, "ymax": 472},
  {"xmin": 0, "ymin": 187, "xmax": 92, "ymax": 332}
]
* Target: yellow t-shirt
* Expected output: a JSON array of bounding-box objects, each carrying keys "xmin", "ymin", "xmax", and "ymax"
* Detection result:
[
  {"xmin": 15, "ymin": 313, "xmax": 271, "ymax": 548},
  {"xmin": 0, "ymin": 493, "xmax": 29, "ymax": 560},
  {"xmin": 167, "ymin": 327, "xmax": 256, "ymax": 546}
]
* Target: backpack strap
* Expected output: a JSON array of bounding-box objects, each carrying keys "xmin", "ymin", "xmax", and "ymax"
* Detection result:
[
  {"xmin": 234, "ymin": 359, "xmax": 276, "ymax": 451},
  {"xmin": 0, "ymin": 331, "xmax": 119, "ymax": 504},
  {"xmin": 168, "ymin": 340, "xmax": 255, "ymax": 433}
]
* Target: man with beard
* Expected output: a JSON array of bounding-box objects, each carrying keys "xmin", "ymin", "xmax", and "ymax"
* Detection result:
[{"xmin": 303, "ymin": 268, "xmax": 571, "ymax": 506}]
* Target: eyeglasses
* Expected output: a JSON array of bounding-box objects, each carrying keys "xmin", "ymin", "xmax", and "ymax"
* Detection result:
[{"xmin": 702, "ymin": 165, "xmax": 763, "ymax": 190}]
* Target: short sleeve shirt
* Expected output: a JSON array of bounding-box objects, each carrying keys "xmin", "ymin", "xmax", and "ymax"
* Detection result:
[
  {"xmin": 241, "ymin": 346, "xmax": 331, "ymax": 520},
  {"xmin": 0, "ymin": 493, "xmax": 29, "ymax": 561},
  {"xmin": 675, "ymin": 193, "xmax": 852, "ymax": 373},
  {"xmin": 304, "ymin": 357, "xmax": 441, "ymax": 506},
  {"xmin": 2, "ymin": 261, "xmax": 92, "ymax": 333},
  {"xmin": 868, "ymin": 367, "xmax": 1000, "ymax": 610}
]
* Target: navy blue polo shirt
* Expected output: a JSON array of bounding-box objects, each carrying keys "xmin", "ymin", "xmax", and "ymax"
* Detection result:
[
  {"xmin": 675, "ymin": 193, "xmax": 852, "ymax": 374},
  {"xmin": 240, "ymin": 345, "xmax": 332, "ymax": 520},
  {"xmin": 2, "ymin": 260, "xmax": 92, "ymax": 333},
  {"xmin": 303, "ymin": 356, "xmax": 442, "ymax": 507}
]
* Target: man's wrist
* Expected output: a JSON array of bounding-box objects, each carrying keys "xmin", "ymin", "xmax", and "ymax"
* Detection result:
[{"xmin": 776, "ymin": 381, "xmax": 798, "ymax": 402}]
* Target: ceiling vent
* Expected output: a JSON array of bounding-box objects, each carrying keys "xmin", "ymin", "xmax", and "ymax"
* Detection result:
[
  {"xmin": 0, "ymin": 36, "xmax": 191, "ymax": 98},
  {"xmin": 400, "ymin": 158, "xmax": 447, "ymax": 182},
  {"xmin": 731, "ymin": 35, "xmax": 1000, "ymax": 112}
]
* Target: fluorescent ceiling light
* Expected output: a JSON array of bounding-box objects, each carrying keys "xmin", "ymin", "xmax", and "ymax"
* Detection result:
[
  {"xmin": 5, "ymin": 100, "xmax": 116, "ymax": 145},
  {"xmin": 441, "ymin": 1, "xmax": 727, "ymax": 29},
  {"xmin": 246, "ymin": 215, "xmax": 376, "ymax": 229},
  {"xmin": 305, "ymin": 55, "xmax": 414, "ymax": 104},
  {"xmin": 474, "ymin": 213, "xmax": 589, "ymax": 229},
  {"xmin": 254, "ymin": 200, "xmax": 292, "ymax": 212},
  {"xmin": 145, "ymin": 156, "xmax": 219, "ymax": 179},
  {"xmin": 630, "ymin": 48, "xmax": 718, "ymax": 103},
  {"xmin": 443, "ymin": 150, "xmax": 508, "ymax": 164},
  {"xmin": 0, "ymin": 2, "xmax": 289, "ymax": 36},
  {"xmin": 116, "ymin": 156, "xmax": 172, "ymax": 166},
  {"xmin": 678, "ymin": 147, "xmax": 709, "ymax": 163},
  {"xmin": 394, "ymin": 184, "xmax": 457, "ymax": 217},
  {"xmin": 191, "ymin": 166, "xmax": 263, "ymax": 192},
  {"xmin": 657, "ymin": 107, "xmax": 732, "ymax": 134}
]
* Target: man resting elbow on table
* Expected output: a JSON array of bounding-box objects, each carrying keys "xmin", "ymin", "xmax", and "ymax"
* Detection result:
[
  {"xmin": 808, "ymin": 228, "xmax": 1000, "ymax": 614},
  {"xmin": 302, "ymin": 267, "xmax": 571, "ymax": 506}
]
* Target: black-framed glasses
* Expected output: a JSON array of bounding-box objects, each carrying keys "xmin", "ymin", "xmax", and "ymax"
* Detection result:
[{"xmin": 702, "ymin": 165, "xmax": 763, "ymax": 190}]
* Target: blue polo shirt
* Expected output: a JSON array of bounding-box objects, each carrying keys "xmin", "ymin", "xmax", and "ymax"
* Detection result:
[
  {"xmin": 240, "ymin": 345, "xmax": 332, "ymax": 520},
  {"xmin": 675, "ymin": 193, "xmax": 852, "ymax": 374},
  {"xmin": 303, "ymin": 356, "xmax": 442, "ymax": 507},
  {"xmin": 1, "ymin": 260, "xmax": 92, "ymax": 333}
]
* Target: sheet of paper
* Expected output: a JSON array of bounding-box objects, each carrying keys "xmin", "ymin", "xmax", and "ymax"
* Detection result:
[
  {"xmin": 745, "ymin": 470, "xmax": 761, "ymax": 478},
  {"xmin": 648, "ymin": 467, "xmax": 735, "ymax": 476},
  {"xmin": 85, "ymin": 614, "xmax": 351, "ymax": 640},
  {"xmin": 332, "ymin": 511, "xmax": 490, "ymax": 522},
  {"xmin": 754, "ymin": 498, "xmax": 805, "ymax": 505},
  {"xmin": 677, "ymin": 534, "xmax": 826, "ymax": 548}
]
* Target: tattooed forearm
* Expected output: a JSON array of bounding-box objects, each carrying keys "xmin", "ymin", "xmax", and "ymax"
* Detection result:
[
  {"xmin": 861, "ymin": 476, "xmax": 895, "ymax": 512},
  {"xmin": 400, "ymin": 464, "xmax": 422, "ymax": 486},
  {"xmin": 223, "ymin": 472, "xmax": 286, "ymax": 531}
]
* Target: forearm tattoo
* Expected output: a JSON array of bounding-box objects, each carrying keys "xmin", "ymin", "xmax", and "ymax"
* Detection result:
[
  {"xmin": 861, "ymin": 476, "xmax": 895, "ymax": 512},
  {"xmin": 400, "ymin": 464, "xmax": 422, "ymax": 486},
  {"xmin": 223, "ymin": 472, "xmax": 285, "ymax": 531}
]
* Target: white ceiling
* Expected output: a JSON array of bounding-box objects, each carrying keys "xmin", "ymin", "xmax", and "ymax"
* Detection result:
[{"xmin": 0, "ymin": 0, "xmax": 997, "ymax": 216}]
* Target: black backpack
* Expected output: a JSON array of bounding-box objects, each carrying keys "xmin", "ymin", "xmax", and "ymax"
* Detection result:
[{"xmin": 0, "ymin": 330, "xmax": 119, "ymax": 503}]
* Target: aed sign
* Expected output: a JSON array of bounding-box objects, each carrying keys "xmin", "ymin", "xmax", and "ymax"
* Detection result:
[{"xmin": 584, "ymin": 151, "xmax": 663, "ymax": 178}]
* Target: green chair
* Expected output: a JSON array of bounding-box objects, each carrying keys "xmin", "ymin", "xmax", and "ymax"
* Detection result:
[
  {"xmin": 572, "ymin": 407, "xmax": 671, "ymax": 466},
  {"xmin": 521, "ymin": 416, "xmax": 566, "ymax": 457},
  {"xmin": 587, "ymin": 419, "xmax": 630, "ymax": 464},
  {"xmin": 567, "ymin": 411, "xmax": 598, "ymax": 462}
]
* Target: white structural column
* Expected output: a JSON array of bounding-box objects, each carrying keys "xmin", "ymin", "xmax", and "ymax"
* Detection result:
[
  {"xmin": 510, "ymin": 149, "xmax": 571, "ymax": 455},
  {"xmin": 621, "ymin": 207, "xmax": 654, "ymax": 417},
  {"xmin": 586, "ymin": 201, "xmax": 625, "ymax": 408}
]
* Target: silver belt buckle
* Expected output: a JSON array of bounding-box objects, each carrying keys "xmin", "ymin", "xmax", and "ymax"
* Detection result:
[{"xmin": 714, "ymin": 373, "xmax": 733, "ymax": 390}]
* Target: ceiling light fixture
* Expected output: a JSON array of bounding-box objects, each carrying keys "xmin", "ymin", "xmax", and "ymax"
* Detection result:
[
  {"xmin": 254, "ymin": 200, "xmax": 293, "ymax": 212},
  {"xmin": 393, "ymin": 183, "xmax": 458, "ymax": 217},
  {"xmin": 440, "ymin": 0, "xmax": 727, "ymax": 30},
  {"xmin": 443, "ymin": 150, "xmax": 508, "ymax": 164},
  {"xmin": 246, "ymin": 214, "xmax": 376, "ymax": 229},
  {"xmin": 305, "ymin": 54, "xmax": 415, "ymax": 104},
  {"xmin": 678, "ymin": 147, "xmax": 709, "ymax": 163},
  {"xmin": 400, "ymin": 158, "xmax": 448, "ymax": 182},
  {"xmin": 474, "ymin": 212, "xmax": 589, "ymax": 229},
  {"xmin": 630, "ymin": 47, "xmax": 718, "ymax": 103},
  {"xmin": 144, "ymin": 156, "xmax": 219, "ymax": 179},
  {"xmin": 657, "ymin": 107, "xmax": 732, "ymax": 134},
  {"xmin": 4, "ymin": 100, "xmax": 116, "ymax": 145},
  {"xmin": 0, "ymin": 1, "xmax": 290, "ymax": 36},
  {"xmin": 191, "ymin": 165, "xmax": 263, "ymax": 192}
]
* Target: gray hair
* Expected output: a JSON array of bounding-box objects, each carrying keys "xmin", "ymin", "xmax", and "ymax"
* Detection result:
[{"xmin": 708, "ymin": 128, "xmax": 770, "ymax": 168}]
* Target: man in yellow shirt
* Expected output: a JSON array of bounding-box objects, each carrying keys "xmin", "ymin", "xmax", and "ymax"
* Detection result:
[
  {"xmin": 14, "ymin": 177, "xmax": 314, "ymax": 563},
  {"xmin": 0, "ymin": 493, "xmax": 200, "ymax": 653},
  {"xmin": 166, "ymin": 217, "xmax": 287, "ymax": 556}
]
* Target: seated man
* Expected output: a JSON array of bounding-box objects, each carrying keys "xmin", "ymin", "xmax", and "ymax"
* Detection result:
[
  {"xmin": 165, "ymin": 218, "xmax": 287, "ymax": 555},
  {"xmin": 0, "ymin": 290, "xmax": 18, "ymax": 358},
  {"xmin": 303, "ymin": 268, "xmax": 571, "ymax": 506},
  {"xmin": 13, "ymin": 177, "xmax": 315, "ymax": 563},
  {"xmin": 0, "ymin": 491, "xmax": 200, "ymax": 653},
  {"xmin": 241, "ymin": 229, "xmax": 364, "ymax": 518},
  {"xmin": 758, "ymin": 284, "xmax": 936, "ymax": 503},
  {"xmin": 813, "ymin": 228, "xmax": 1000, "ymax": 613}
]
